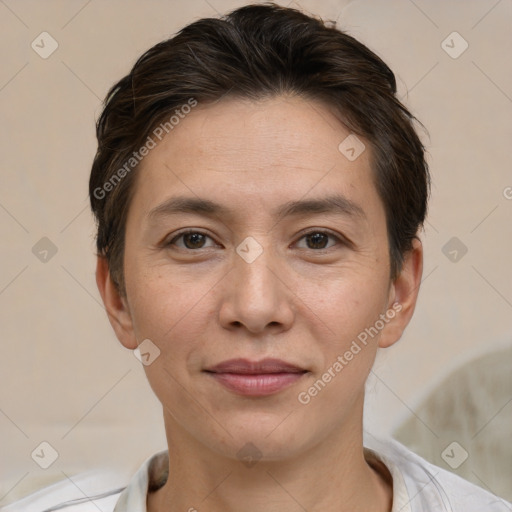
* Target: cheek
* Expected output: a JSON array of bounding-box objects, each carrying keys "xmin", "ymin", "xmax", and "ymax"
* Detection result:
[
  {"xmin": 126, "ymin": 267, "xmax": 216, "ymax": 360},
  {"xmin": 307, "ymin": 272, "xmax": 390, "ymax": 344},
  {"xmin": 295, "ymin": 279, "xmax": 388, "ymax": 414}
]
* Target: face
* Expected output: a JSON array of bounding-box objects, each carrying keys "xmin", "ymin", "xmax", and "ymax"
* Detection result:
[{"xmin": 99, "ymin": 95, "xmax": 421, "ymax": 462}]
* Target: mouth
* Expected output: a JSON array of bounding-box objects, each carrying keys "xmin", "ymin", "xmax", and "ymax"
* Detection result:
[{"xmin": 203, "ymin": 358, "xmax": 308, "ymax": 396}]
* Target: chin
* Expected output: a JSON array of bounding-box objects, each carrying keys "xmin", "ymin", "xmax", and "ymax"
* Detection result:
[{"xmin": 202, "ymin": 415, "xmax": 313, "ymax": 463}]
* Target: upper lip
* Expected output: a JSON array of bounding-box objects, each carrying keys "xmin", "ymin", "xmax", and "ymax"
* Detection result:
[{"xmin": 204, "ymin": 358, "xmax": 306, "ymax": 374}]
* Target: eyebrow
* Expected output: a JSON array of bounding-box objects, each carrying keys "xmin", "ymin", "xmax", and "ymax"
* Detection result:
[{"xmin": 148, "ymin": 194, "xmax": 366, "ymax": 222}]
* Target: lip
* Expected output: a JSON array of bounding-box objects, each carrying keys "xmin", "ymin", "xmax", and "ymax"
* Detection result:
[{"xmin": 204, "ymin": 358, "xmax": 308, "ymax": 396}]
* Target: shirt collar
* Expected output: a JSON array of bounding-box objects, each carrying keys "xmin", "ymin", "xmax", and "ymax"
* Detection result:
[
  {"xmin": 113, "ymin": 449, "xmax": 168, "ymax": 512},
  {"xmin": 113, "ymin": 445, "xmax": 414, "ymax": 512}
]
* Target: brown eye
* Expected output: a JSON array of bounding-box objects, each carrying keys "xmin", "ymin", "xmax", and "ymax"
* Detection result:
[
  {"xmin": 296, "ymin": 230, "xmax": 340, "ymax": 250},
  {"xmin": 305, "ymin": 232, "xmax": 329, "ymax": 249},
  {"xmin": 183, "ymin": 232, "xmax": 207, "ymax": 249},
  {"xmin": 168, "ymin": 231, "xmax": 215, "ymax": 250}
]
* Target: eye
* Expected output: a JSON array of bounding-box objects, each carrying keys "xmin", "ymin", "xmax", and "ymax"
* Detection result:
[
  {"xmin": 167, "ymin": 230, "xmax": 217, "ymax": 250},
  {"xmin": 166, "ymin": 229, "xmax": 345, "ymax": 252},
  {"xmin": 295, "ymin": 230, "xmax": 342, "ymax": 250}
]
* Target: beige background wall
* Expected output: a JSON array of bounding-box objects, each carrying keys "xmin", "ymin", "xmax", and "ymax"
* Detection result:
[{"xmin": 1, "ymin": 0, "xmax": 511, "ymax": 506}]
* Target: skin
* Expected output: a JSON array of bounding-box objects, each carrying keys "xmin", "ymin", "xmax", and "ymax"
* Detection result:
[{"xmin": 96, "ymin": 94, "xmax": 423, "ymax": 512}]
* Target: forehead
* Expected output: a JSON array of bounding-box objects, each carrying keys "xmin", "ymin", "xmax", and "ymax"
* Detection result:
[
  {"xmin": 150, "ymin": 96, "xmax": 356, "ymax": 174},
  {"xmin": 132, "ymin": 95, "xmax": 382, "ymax": 221}
]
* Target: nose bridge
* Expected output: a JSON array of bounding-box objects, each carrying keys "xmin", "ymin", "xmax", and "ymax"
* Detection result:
[
  {"xmin": 220, "ymin": 233, "xmax": 293, "ymax": 332},
  {"xmin": 234, "ymin": 234, "xmax": 278, "ymax": 301}
]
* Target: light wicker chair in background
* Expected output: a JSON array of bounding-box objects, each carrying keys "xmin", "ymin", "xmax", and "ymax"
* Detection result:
[{"xmin": 393, "ymin": 344, "xmax": 512, "ymax": 501}]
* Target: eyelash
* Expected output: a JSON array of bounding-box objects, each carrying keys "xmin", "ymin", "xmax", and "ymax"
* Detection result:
[{"xmin": 166, "ymin": 229, "xmax": 345, "ymax": 252}]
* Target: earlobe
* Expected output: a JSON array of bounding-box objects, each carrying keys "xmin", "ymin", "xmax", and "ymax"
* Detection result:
[
  {"xmin": 379, "ymin": 237, "xmax": 423, "ymax": 349},
  {"xmin": 95, "ymin": 256, "xmax": 138, "ymax": 350}
]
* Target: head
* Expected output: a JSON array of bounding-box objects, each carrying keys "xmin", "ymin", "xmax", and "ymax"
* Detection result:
[{"xmin": 91, "ymin": 3, "xmax": 428, "ymax": 461}]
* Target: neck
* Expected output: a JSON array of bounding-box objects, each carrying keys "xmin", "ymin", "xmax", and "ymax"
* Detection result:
[{"xmin": 147, "ymin": 399, "xmax": 392, "ymax": 512}]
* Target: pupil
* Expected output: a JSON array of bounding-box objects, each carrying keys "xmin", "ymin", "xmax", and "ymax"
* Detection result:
[
  {"xmin": 308, "ymin": 232, "xmax": 327, "ymax": 249},
  {"xmin": 185, "ymin": 233, "xmax": 205, "ymax": 249}
]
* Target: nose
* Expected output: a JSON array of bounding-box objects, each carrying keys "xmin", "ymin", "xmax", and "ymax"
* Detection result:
[{"xmin": 218, "ymin": 241, "xmax": 295, "ymax": 335}]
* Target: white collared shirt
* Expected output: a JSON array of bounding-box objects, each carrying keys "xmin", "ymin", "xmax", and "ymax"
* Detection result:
[{"xmin": 2, "ymin": 439, "xmax": 510, "ymax": 512}]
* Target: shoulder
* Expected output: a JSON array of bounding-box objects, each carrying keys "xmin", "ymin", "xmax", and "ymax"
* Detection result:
[
  {"xmin": 0, "ymin": 470, "xmax": 126, "ymax": 512},
  {"xmin": 367, "ymin": 437, "xmax": 512, "ymax": 512},
  {"xmin": 1, "ymin": 451, "xmax": 169, "ymax": 512}
]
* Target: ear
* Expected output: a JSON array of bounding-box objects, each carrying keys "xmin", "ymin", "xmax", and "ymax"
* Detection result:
[
  {"xmin": 379, "ymin": 237, "xmax": 423, "ymax": 349},
  {"xmin": 95, "ymin": 256, "xmax": 138, "ymax": 350}
]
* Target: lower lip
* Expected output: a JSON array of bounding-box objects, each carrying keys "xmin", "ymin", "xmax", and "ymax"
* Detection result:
[{"xmin": 207, "ymin": 372, "xmax": 306, "ymax": 396}]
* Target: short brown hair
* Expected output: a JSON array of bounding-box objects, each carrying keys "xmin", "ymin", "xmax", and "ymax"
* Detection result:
[{"xmin": 89, "ymin": 2, "xmax": 430, "ymax": 294}]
